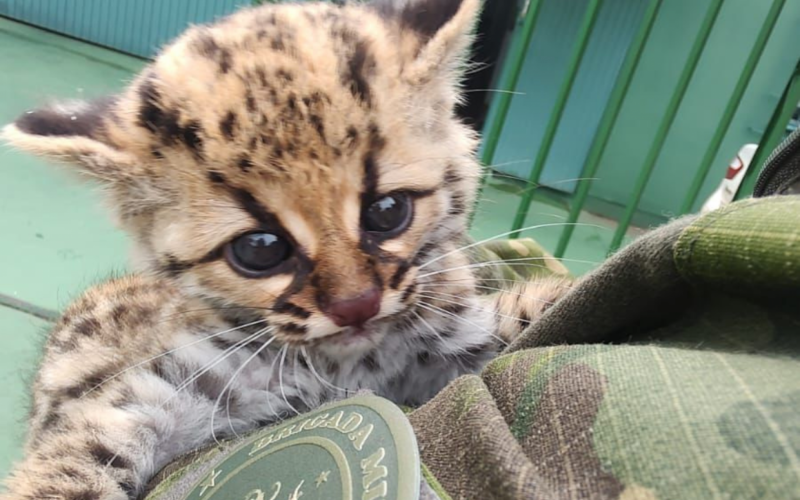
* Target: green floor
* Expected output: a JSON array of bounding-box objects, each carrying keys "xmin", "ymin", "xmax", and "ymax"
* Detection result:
[
  {"xmin": 0, "ymin": 18, "xmax": 142, "ymax": 478},
  {"xmin": 0, "ymin": 19, "xmax": 637, "ymax": 479}
]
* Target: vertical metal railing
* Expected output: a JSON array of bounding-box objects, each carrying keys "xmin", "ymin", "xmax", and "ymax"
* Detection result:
[
  {"xmin": 480, "ymin": 0, "xmax": 797, "ymax": 262},
  {"xmin": 479, "ymin": 0, "xmax": 545, "ymax": 175},
  {"xmin": 607, "ymin": 0, "xmax": 724, "ymax": 252},
  {"xmin": 679, "ymin": 0, "xmax": 787, "ymax": 214},
  {"xmin": 554, "ymin": 0, "xmax": 663, "ymax": 258},
  {"xmin": 510, "ymin": 0, "xmax": 604, "ymax": 236}
]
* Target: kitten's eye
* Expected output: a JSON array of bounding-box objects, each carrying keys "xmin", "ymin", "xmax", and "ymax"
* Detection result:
[
  {"xmin": 363, "ymin": 193, "xmax": 412, "ymax": 235},
  {"xmin": 225, "ymin": 232, "xmax": 292, "ymax": 276}
]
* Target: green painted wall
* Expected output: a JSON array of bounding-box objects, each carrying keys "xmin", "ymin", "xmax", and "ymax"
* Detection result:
[
  {"xmin": 599, "ymin": 0, "xmax": 800, "ymax": 217},
  {"xmin": 0, "ymin": 0, "xmax": 250, "ymax": 58},
  {"xmin": 486, "ymin": 0, "xmax": 800, "ymax": 219},
  {"xmin": 484, "ymin": 0, "xmax": 648, "ymax": 192}
]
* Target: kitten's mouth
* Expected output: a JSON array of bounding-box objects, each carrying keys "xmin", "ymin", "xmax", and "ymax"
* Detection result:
[
  {"xmin": 321, "ymin": 311, "xmax": 407, "ymax": 347},
  {"xmin": 327, "ymin": 326, "xmax": 374, "ymax": 345}
]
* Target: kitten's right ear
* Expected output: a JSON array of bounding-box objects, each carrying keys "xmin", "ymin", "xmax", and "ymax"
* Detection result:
[
  {"xmin": 2, "ymin": 97, "xmax": 140, "ymax": 184},
  {"xmin": 370, "ymin": 0, "xmax": 482, "ymax": 84}
]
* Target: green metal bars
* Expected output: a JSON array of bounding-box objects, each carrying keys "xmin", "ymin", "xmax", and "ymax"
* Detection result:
[
  {"xmin": 479, "ymin": 0, "xmax": 544, "ymax": 172},
  {"xmin": 479, "ymin": 0, "xmax": 797, "ymax": 264},
  {"xmin": 510, "ymin": 0, "xmax": 603, "ymax": 236},
  {"xmin": 607, "ymin": 0, "xmax": 724, "ymax": 252},
  {"xmin": 554, "ymin": 0, "xmax": 663, "ymax": 258},
  {"xmin": 679, "ymin": 0, "xmax": 788, "ymax": 214}
]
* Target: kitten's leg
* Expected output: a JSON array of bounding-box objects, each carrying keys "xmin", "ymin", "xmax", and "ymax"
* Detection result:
[
  {"xmin": 490, "ymin": 276, "xmax": 574, "ymax": 344},
  {"xmin": 3, "ymin": 403, "xmax": 157, "ymax": 500},
  {"xmin": 0, "ymin": 277, "xmax": 290, "ymax": 500},
  {"xmin": 1, "ymin": 361, "xmax": 287, "ymax": 500}
]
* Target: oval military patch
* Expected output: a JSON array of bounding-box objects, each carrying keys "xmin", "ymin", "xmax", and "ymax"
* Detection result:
[{"xmin": 178, "ymin": 396, "xmax": 420, "ymax": 500}]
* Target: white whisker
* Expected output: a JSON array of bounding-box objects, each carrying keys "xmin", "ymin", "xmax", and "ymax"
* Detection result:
[
  {"xmin": 436, "ymin": 277, "xmax": 573, "ymax": 289},
  {"xmin": 95, "ymin": 329, "xmax": 270, "ymax": 473},
  {"xmin": 410, "ymin": 311, "xmax": 468, "ymax": 372},
  {"xmin": 292, "ymin": 349, "xmax": 314, "ymax": 409},
  {"xmin": 158, "ymin": 306, "xmax": 275, "ymax": 321},
  {"xmin": 485, "ymin": 159, "xmax": 531, "ymax": 170},
  {"xmin": 411, "ymin": 311, "xmax": 469, "ymax": 360},
  {"xmin": 487, "ymin": 172, "xmax": 601, "ymax": 188},
  {"xmin": 161, "ymin": 328, "xmax": 268, "ymax": 408},
  {"xmin": 417, "ymin": 293, "xmax": 548, "ymax": 327},
  {"xmin": 411, "ymin": 310, "xmax": 444, "ymax": 343},
  {"xmin": 82, "ymin": 319, "xmax": 269, "ymax": 399},
  {"xmin": 418, "ymin": 257, "xmax": 597, "ymax": 280},
  {"xmin": 434, "ymin": 277, "xmax": 576, "ymax": 294},
  {"xmin": 301, "ymin": 347, "xmax": 349, "ymax": 394},
  {"xmin": 418, "ymin": 222, "xmax": 602, "ymax": 271},
  {"xmin": 416, "ymin": 302, "xmax": 507, "ymax": 347},
  {"xmin": 264, "ymin": 346, "xmax": 282, "ymax": 418},
  {"xmin": 420, "ymin": 282, "xmax": 545, "ymax": 297},
  {"xmin": 548, "ymin": 176, "xmax": 601, "ymax": 186},
  {"xmin": 464, "ymin": 88, "xmax": 526, "ymax": 95},
  {"xmin": 278, "ymin": 346, "xmax": 300, "ymax": 416},
  {"xmin": 211, "ymin": 330, "xmax": 276, "ymax": 443},
  {"xmin": 443, "ymin": 255, "xmax": 593, "ymax": 267},
  {"xmin": 418, "ymin": 288, "xmax": 554, "ymax": 309}
]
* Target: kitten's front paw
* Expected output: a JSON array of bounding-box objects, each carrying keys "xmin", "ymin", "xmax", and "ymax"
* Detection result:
[{"xmin": 492, "ymin": 276, "xmax": 574, "ymax": 344}]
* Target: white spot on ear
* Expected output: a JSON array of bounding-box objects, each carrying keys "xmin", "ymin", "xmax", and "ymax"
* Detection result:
[{"xmin": 52, "ymin": 100, "xmax": 90, "ymax": 115}]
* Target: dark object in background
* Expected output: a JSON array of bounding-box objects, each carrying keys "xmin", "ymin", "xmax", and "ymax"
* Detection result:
[
  {"xmin": 457, "ymin": 0, "xmax": 520, "ymax": 131},
  {"xmin": 753, "ymin": 127, "xmax": 800, "ymax": 197}
]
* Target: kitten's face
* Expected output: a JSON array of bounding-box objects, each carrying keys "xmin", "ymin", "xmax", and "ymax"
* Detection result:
[{"xmin": 4, "ymin": 0, "xmax": 482, "ymax": 352}]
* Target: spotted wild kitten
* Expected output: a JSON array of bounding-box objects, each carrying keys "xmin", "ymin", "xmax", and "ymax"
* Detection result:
[{"xmin": 1, "ymin": 1, "xmax": 570, "ymax": 498}]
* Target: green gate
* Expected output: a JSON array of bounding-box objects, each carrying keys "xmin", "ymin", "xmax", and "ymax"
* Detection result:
[{"xmin": 481, "ymin": 0, "xmax": 800, "ymax": 259}]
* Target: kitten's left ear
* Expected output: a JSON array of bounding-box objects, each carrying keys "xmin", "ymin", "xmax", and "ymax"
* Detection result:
[
  {"xmin": 374, "ymin": 0, "xmax": 483, "ymax": 83},
  {"xmin": 2, "ymin": 97, "xmax": 141, "ymax": 183}
]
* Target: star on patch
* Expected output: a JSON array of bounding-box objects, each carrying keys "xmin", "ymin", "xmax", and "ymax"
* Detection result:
[
  {"xmin": 315, "ymin": 470, "xmax": 330, "ymax": 488},
  {"xmin": 199, "ymin": 469, "xmax": 222, "ymax": 496}
]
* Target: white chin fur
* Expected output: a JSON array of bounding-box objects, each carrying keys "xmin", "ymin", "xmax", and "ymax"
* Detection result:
[{"xmin": 314, "ymin": 326, "xmax": 389, "ymax": 360}]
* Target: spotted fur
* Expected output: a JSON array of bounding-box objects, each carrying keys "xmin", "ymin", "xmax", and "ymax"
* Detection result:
[{"xmin": 1, "ymin": 1, "xmax": 571, "ymax": 498}]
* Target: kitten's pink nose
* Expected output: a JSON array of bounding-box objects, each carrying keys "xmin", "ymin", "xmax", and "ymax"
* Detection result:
[{"xmin": 326, "ymin": 288, "xmax": 382, "ymax": 327}]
